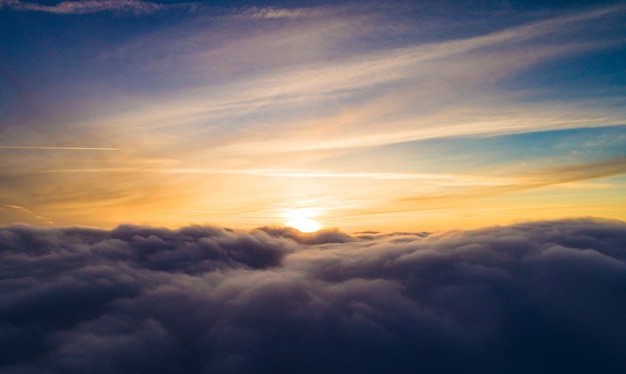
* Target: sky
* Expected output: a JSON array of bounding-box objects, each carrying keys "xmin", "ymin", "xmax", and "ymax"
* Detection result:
[
  {"xmin": 2, "ymin": 2, "xmax": 626, "ymax": 372},
  {"xmin": 1, "ymin": 0, "xmax": 626, "ymax": 232}
]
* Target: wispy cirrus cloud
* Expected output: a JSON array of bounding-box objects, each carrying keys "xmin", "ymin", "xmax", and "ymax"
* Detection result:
[
  {"xmin": 0, "ymin": 146, "xmax": 120, "ymax": 150},
  {"xmin": 0, "ymin": 204, "xmax": 52, "ymax": 224},
  {"xmin": 1, "ymin": 1, "xmax": 625, "ymax": 230},
  {"xmin": 70, "ymin": 3, "xmax": 626, "ymax": 159},
  {"xmin": 1, "ymin": 0, "xmax": 164, "ymax": 14},
  {"xmin": 373, "ymin": 156, "xmax": 626, "ymax": 214},
  {"xmin": 0, "ymin": 1, "xmax": 338, "ymax": 17},
  {"xmin": 236, "ymin": 6, "xmax": 333, "ymax": 20}
]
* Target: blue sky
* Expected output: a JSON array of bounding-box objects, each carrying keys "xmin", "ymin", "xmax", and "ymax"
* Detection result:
[
  {"xmin": 0, "ymin": 0, "xmax": 625, "ymax": 231},
  {"xmin": 3, "ymin": 3, "xmax": 626, "ymax": 372}
]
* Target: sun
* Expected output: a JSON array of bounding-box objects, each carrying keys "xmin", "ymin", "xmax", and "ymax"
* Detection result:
[
  {"xmin": 283, "ymin": 208, "xmax": 322, "ymax": 232},
  {"xmin": 286, "ymin": 217, "xmax": 321, "ymax": 233}
]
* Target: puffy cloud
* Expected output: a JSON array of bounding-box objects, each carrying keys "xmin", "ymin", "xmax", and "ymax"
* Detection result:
[{"xmin": 2, "ymin": 218, "xmax": 626, "ymax": 372}]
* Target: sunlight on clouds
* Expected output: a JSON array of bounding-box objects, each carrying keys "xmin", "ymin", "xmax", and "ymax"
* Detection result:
[
  {"xmin": 281, "ymin": 208, "xmax": 322, "ymax": 232},
  {"xmin": 2, "ymin": 3, "xmax": 626, "ymax": 368}
]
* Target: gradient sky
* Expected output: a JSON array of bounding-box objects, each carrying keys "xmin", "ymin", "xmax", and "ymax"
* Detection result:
[{"xmin": 1, "ymin": 0, "xmax": 625, "ymax": 231}]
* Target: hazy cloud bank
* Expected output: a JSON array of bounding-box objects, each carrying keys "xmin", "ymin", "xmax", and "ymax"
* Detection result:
[{"xmin": 2, "ymin": 218, "xmax": 626, "ymax": 373}]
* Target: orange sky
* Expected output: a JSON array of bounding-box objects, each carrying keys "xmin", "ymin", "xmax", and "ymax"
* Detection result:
[{"xmin": 1, "ymin": 2, "xmax": 625, "ymax": 232}]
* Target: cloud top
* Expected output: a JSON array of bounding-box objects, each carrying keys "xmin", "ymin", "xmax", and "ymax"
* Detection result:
[{"xmin": 2, "ymin": 218, "xmax": 626, "ymax": 372}]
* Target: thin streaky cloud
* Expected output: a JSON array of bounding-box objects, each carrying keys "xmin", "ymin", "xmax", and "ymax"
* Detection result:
[
  {"xmin": 219, "ymin": 109, "xmax": 626, "ymax": 156},
  {"xmin": 0, "ymin": 146, "xmax": 121, "ymax": 151},
  {"xmin": 227, "ymin": 169, "xmax": 510, "ymax": 186},
  {"xmin": 1, "ymin": 1, "xmax": 337, "ymax": 17},
  {"xmin": 330, "ymin": 157, "xmax": 626, "ymax": 219},
  {"xmin": 40, "ymin": 167, "xmax": 224, "ymax": 173},
  {"xmin": 1, "ymin": 1, "xmax": 624, "ymax": 230},
  {"xmin": 230, "ymin": 4, "xmax": 626, "ymax": 100},
  {"xmin": 236, "ymin": 6, "xmax": 332, "ymax": 20},
  {"xmin": 1, "ymin": 0, "xmax": 164, "ymax": 14},
  {"xmin": 85, "ymin": 3, "xmax": 626, "ymax": 157},
  {"xmin": 0, "ymin": 204, "xmax": 53, "ymax": 224},
  {"xmin": 1, "ymin": 204, "xmax": 33, "ymax": 213},
  {"xmin": 41, "ymin": 167, "xmax": 509, "ymax": 186},
  {"xmin": 395, "ymin": 157, "xmax": 626, "ymax": 206}
]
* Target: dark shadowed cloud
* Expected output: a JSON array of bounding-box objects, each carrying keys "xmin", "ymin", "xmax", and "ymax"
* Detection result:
[{"xmin": 2, "ymin": 218, "xmax": 626, "ymax": 373}]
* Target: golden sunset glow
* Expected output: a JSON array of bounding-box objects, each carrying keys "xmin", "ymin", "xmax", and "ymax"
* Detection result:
[
  {"xmin": 286, "ymin": 218, "xmax": 321, "ymax": 233},
  {"xmin": 2, "ymin": 2, "xmax": 626, "ymax": 372},
  {"xmin": 283, "ymin": 208, "xmax": 322, "ymax": 232},
  {"xmin": 0, "ymin": 1, "xmax": 624, "ymax": 233}
]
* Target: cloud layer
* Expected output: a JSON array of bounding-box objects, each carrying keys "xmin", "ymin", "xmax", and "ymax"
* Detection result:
[{"xmin": 2, "ymin": 218, "xmax": 626, "ymax": 373}]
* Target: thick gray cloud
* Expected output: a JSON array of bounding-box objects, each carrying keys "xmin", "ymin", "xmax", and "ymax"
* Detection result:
[{"xmin": 2, "ymin": 218, "xmax": 626, "ymax": 373}]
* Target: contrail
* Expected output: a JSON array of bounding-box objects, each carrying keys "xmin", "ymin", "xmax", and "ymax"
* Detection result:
[{"xmin": 0, "ymin": 146, "xmax": 121, "ymax": 151}]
